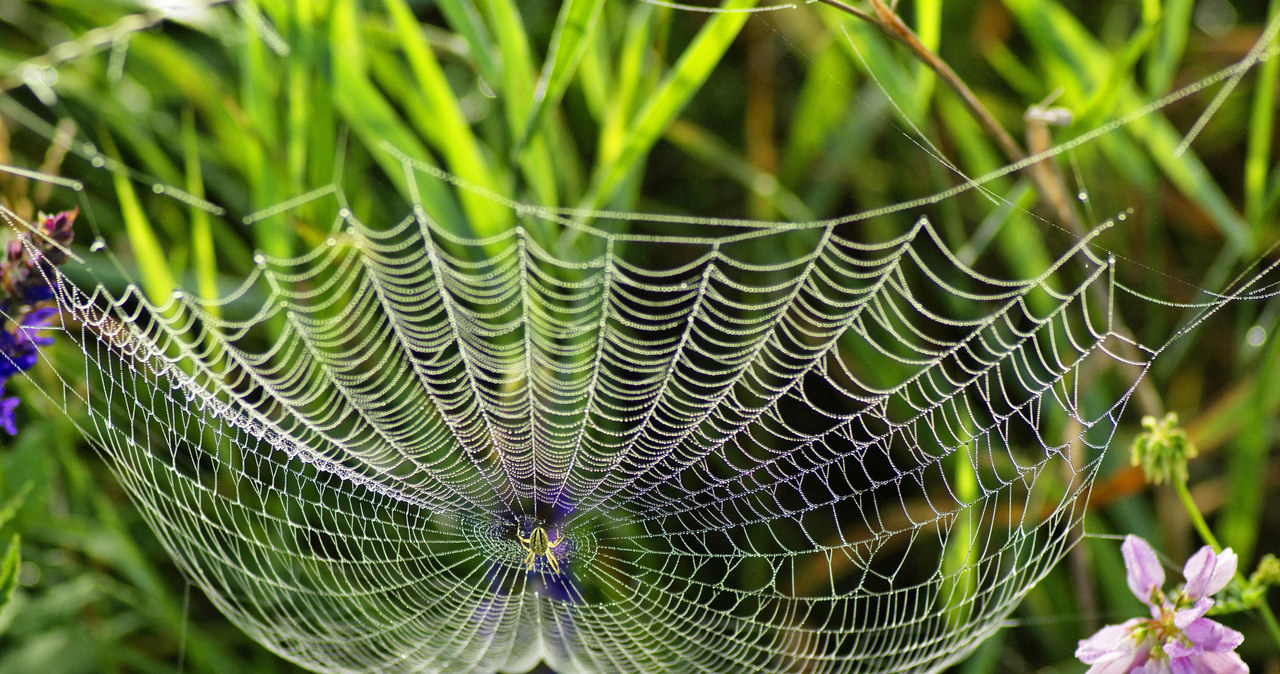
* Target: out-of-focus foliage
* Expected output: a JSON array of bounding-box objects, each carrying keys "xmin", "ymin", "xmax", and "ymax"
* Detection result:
[{"xmin": 0, "ymin": 0, "xmax": 1275, "ymax": 671}]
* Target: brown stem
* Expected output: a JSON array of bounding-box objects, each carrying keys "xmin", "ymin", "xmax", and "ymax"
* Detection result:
[
  {"xmin": 818, "ymin": 0, "xmax": 1027, "ymax": 165},
  {"xmin": 817, "ymin": 0, "xmax": 1167, "ymax": 420}
]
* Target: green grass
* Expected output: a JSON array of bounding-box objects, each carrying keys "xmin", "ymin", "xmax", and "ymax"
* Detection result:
[{"xmin": 0, "ymin": 0, "xmax": 1277, "ymax": 671}]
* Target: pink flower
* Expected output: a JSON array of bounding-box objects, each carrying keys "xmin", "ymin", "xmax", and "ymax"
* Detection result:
[{"xmin": 1076, "ymin": 535, "xmax": 1248, "ymax": 674}]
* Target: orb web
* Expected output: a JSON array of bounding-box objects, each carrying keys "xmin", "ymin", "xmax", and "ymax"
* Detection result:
[{"xmin": 0, "ymin": 1, "xmax": 1276, "ymax": 673}]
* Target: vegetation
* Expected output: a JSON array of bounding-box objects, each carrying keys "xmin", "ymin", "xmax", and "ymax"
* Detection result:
[{"xmin": 0, "ymin": 0, "xmax": 1276, "ymax": 670}]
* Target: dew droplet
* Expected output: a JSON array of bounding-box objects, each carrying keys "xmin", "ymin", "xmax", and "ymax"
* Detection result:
[
  {"xmin": 254, "ymin": 253, "xmax": 267, "ymax": 267},
  {"xmin": 1247, "ymin": 325, "xmax": 1266, "ymax": 347},
  {"xmin": 90, "ymin": 156, "xmax": 105, "ymax": 168},
  {"xmin": 89, "ymin": 237, "xmax": 106, "ymax": 252},
  {"xmin": 152, "ymin": 184, "xmax": 164, "ymax": 194},
  {"xmin": 1077, "ymin": 191, "xmax": 1089, "ymax": 202},
  {"xmin": 327, "ymin": 237, "xmax": 338, "ymax": 247}
]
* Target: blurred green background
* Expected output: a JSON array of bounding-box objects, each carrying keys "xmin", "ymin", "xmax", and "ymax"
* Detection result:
[{"xmin": 0, "ymin": 0, "xmax": 1277, "ymax": 671}]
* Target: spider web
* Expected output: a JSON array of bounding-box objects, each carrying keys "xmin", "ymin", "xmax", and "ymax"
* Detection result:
[
  {"xmin": 1, "ymin": 2, "xmax": 1277, "ymax": 673},
  {"xmin": 25, "ymin": 197, "xmax": 1139, "ymax": 673}
]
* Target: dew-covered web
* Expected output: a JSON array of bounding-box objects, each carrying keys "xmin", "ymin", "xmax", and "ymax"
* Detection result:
[{"xmin": 1, "ymin": 2, "xmax": 1278, "ymax": 673}]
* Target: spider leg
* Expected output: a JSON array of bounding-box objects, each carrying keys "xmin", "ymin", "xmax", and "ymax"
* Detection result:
[
  {"xmin": 524, "ymin": 551, "xmax": 534, "ymax": 570},
  {"xmin": 546, "ymin": 551, "xmax": 559, "ymax": 575}
]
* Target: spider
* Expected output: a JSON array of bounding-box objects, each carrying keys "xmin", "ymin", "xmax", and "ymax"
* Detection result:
[{"xmin": 517, "ymin": 524, "xmax": 564, "ymax": 575}]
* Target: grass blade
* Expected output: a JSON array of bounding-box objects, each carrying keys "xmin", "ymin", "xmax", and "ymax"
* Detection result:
[
  {"xmin": 99, "ymin": 132, "xmax": 176, "ymax": 305},
  {"xmin": 0, "ymin": 534, "xmax": 19, "ymax": 615},
  {"xmin": 383, "ymin": 0, "xmax": 512, "ymax": 235},
  {"xmin": 515, "ymin": 0, "xmax": 604, "ymax": 154},
  {"xmin": 581, "ymin": 0, "xmax": 759, "ymax": 211},
  {"xmin": 1002, "ymin": 0, "xmax": 1252, "ymax": 252}
]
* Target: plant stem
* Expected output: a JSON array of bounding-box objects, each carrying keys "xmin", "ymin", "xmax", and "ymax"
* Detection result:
[
  {"xmin": 816, "ymin": 0, "xmax": 1170, "ymax": 421},
  {"xmin": 1259, "ymin": 598, "xmax": 1280, "ymax": 651},
  {"xmin": 1173, "ymin": 478, "xmax": 1220, "ymax": 551},
  {"xmin": 1175, "ymin": 477, "xmax": 1280, "ymax": 649},
  {"xmin": 816, "ymin": 0, "xmax": 1026, "ymax": 166}
]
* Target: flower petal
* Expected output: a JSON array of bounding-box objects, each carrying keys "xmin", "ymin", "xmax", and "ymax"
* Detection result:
[
  {"xmin": 1192, "ymin": 650, "xmax": 1249, "ymax": 674},
  {"xmin": 1168, "ymin": 649, "xmax": 1249, "ymax": 674},
  {"xmin": 1090, "ymin": 657, "xmax": 1148, "ymax": 674},
  {"xmin": 1182, "ymin": 546, "xmax": 1216, "ymax": 598},
  {"xmin": 1206, "ymin": 548, "xmax": 1236, "ymax": 597},
  {"xmin": 20, "ymin": 306, "xmax": 59, "ymax": 328},
  {"xmin": 1165, "ymin": 638, "xmax": 1202, "ymax": 659},
  {"xmin": 1182, "ymin": 617, "xmax": 1244, "ymax": 653},
  {"xmin": 1077, "ymin": 619, "xmax": 1143, "ymax": 665},
  {"xmin": 1174, "ymin": 596, "xmax": 1213, "ymax": 630},
  {"xmin": 1124, "ymin": 535, "xmax": 1165, "ymax": 604},
  {"xmin": 17, "ymin": 307, "xmax": 58, "ymax": 347},
  {"xmin": 1183, "ymin": 546, "xmax": 1237, "ymax": 601},
  {"xmin": 0, "ymin": 396, "xmax": 20, "ymax": 435}
]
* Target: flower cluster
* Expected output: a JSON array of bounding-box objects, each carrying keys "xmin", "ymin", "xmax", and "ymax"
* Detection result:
[
  {"xmin": 1077, "ymin": 535, "xmax": 1247, "ymax": 673},
  {"xmin": 0, "ymin": 209, "xmax": 76, "ymax": 434},
  {"xmin": 1131, "ymin": 413, "xmax": 1198, "ymax": 486},
  {"xmin": 1, "ymin": 208, "xmax": 75, "ymax": 303}
]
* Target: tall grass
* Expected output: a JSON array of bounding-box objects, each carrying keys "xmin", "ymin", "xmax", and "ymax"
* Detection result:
[{"xmin": 0, "ymin": 0, "xmax": 1276, "ymax": 671}]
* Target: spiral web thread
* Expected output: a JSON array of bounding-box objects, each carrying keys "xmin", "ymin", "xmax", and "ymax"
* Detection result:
[
  {"xmin": 4, "ymin": 180, "xmax": 1163, "ymax": 673},
  {"xmin": 3, "ymin": 3, "xmax": 1277, "ymax": 674}
]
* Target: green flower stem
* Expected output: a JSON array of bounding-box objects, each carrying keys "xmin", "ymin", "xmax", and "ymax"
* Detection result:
[
  {"xmin": 1260, "ymin": 599, "xmax": 1280, "ymax": 652},
  {"xmin": 1173, "ymin": 478, "xmax": 1220, "ymax": 551},
  {"xmin": 1174, "ymin": 478, "xmax": 1280, "ymax": 649}
]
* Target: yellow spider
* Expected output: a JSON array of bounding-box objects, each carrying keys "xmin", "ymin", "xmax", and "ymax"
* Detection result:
[{"xmin": 517, "ymin": 525, "xmax": 564, "ymax": 574}]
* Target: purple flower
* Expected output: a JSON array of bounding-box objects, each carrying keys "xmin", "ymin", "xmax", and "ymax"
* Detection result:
[
  {"xmin": 1182, "ymin": 545, "xmax": 1237, "ymax": 603},
  {"xmin": 0, "ymin": 308, "xmax": 58, "ymax": 379},
  {"xmin": 0, "ymin": 210, "xmax": 73, "ymax": 437},
  {"xmin": 1125, "ymin": 536, "xmax": 1165, "ymax": 608},
  {"xmin": 0, "ymin": 308, "xmax": 59, "ymax": 434},
  {"xmin": 1077, "ymin": 535, "xmax": 1248, "ymax": 673},
  {"xmin": 0, "ymin": 393, "xmax": 18, "ymax": 436},
  {"xmin": 1, "ymin": 208, "xmax": 76, "ymax": 304}
]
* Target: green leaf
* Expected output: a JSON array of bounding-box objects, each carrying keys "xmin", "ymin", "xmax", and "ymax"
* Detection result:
[
  {"xmin": 0, "ymin": 534, "xmax": 20, "ymax": 616},
  {"xmin": 781, "ymin": 40, "xmax": 853, "ymax": 184},
  {"xmin": 1002, "ymin": 0, "xmax": 1252, "ymax": 252},
  {"xmin": 596, "ymin": 4, "xmax": 657, "ymax": 169},
  {"xmin": 1246, "ymin": 0, "xmax": 1280, "ymax": 227},
  {"xmin": 182, "ymin": 108, "xmax": 219, "ymax": 317},
  {"xmin": 515, "ymin": 0, "xmax": 605, "ymax": 154},
  {"xmin": 665, "ymin": 119, "xmax": 813, "ymax": 223},
  {"xmin": 0, "ymin": 483, "xmax": 31, "ymax": 531},
  {"xmin": 1144, "ymin": 0, "xmax": 1194, "ymax": 95},
  {"xmin": 382, "ymin": 0, "xmax": 513, "ymax": 235},
  {"xmin": 911, "ymin": 0, "xmax": 942, "ymax": 111},
  {"xmin": 433, "ymin": 0, "xmax": 499, "ymax": 85},
  {"xmin": 330, "ymin": 0, "xmax": 467, "ymax": 234},
  {"xmin": 99, "ymin": 132, "xmax": 177, "ymax": 306},
  {"xmin": 1219, "ymin": 313, "xmax": 1280, "ymax": 561},
  {"xmin": 239, "ymin": 6, "xmax": 291, "ymax": 259},
  {"xmin": 582, "ymin": 0, "xmax": 759, "ymax": 212}
]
